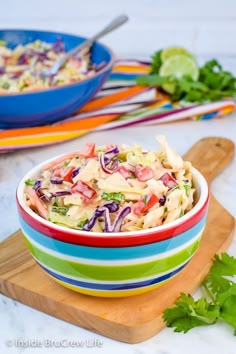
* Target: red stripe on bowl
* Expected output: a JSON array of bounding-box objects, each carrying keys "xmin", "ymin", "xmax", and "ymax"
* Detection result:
[{"xmin": 17, "ymin": 194, "xmax": 209, "ymax": 248}]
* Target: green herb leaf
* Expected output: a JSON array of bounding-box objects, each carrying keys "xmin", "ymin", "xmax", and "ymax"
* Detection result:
[
  {"xmin": 25, "ymin": 179, "xmax": 36, "ymax": 186},
  {"xmin": 143, "ymin": 195, "xmax": 148, "ymax": 205},
  {"xmin": 163, "ymin": 293, "xmax": 219, "ymax": 333},
  {"xmin": 183, "ymin": 184, "xmax": 191, "ymax": 196},
  {"xmin": 77, "ymin": 219, "xmax": 89, "ymax": 229},
  {"xmin": 207, "ymin": 253, "xmax": 236, "ymax": 295},
  {"xmin": 163, "ymin": 253, "xmax": 236, "ymax": 336},
  {"xmin": 150, "ymin": 50, "xmax": 163, "ymax": 74},
  {"xmin": 101, "ymin": 192, "xmax": 125, "ymax": 204},
  {"xmin": 52, "ymin": 197, "xmax": 61, "ymax": 207},
  {"xmin": 51, "ymin": 206, "xmax": 69, "ymax": 216},
  {"xmin": 217, "ymin": 284, "xmax": 236, "ymax": 335}
]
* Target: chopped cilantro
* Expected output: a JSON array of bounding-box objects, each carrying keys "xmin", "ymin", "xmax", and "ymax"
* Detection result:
[
  {"xmin": 77, "ymin": 219, "xmax": 89, "ymax": 229},
  {"xmin": 101, "ymin": 192, "xmax": 125, "ymax": 204},
  {"xmin": 51, "ymin": 206, "xmax": 69, "ymax": 216},
  {"xmin": 52, "ymin": 197, "xmax": 61, "ymax": 207},
  {"xmin": 183, "ymin": 184, "xmax": 191, "ymax": 196},
  {"xmin": 25, "ymin": 179, "xmax": 36, "ymax": 186}
]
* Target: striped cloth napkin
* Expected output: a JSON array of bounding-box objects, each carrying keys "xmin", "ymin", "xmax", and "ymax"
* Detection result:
[{"xmin": 0, "ymin": 60, "xmax": 235, "ymax": 151}]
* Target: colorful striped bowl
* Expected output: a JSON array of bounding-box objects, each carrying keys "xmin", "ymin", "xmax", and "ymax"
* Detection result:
[{"xmin": 16, "ymin": 156, "xmax": 209, "ymax": 297}]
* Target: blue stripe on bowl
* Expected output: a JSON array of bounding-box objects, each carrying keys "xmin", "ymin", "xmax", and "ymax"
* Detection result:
[
  {"xmin": 38, "ymin": 261, "xmax": 188, "ymax": 291},
  {"xmin": 19, "ymin": 215, "xmax": 206, "ymax": 261}
]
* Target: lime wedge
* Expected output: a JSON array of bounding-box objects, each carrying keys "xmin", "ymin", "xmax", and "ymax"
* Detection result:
[
  {"xmin": 159, "ymin": 54, "xmax": 199, "ymax": 93},
  {"xmin": 161, "ymin": 46, "xmax": 195, "ymax": 63}
]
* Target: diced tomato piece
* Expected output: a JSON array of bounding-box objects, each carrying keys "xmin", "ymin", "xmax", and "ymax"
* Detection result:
[
  {"xmin": 133, "ymin": 194, "xmax": 159, "ymax": 215},
  {"xmin": 133, "ymin": 201, "xmax": 145, "ymax": 215},
  {"xmin": 53, "ymin": 166, "xmax": 75, "ymax": 182},
  {"xmin": 117, "ymin": 165, "xmax": 133, "ymax": 179},
  {"xmin": 71, "ymin": 180, "xmax": 96, "ymax": 199},
  {"xmin": 78, "ymin": 143, "xmax": 96, "ymax": 158},
  {"xmin": 144, "ymin": 194, "xmax": 159, "ymax": 211},
  {"xmin": 134, "ymin": 165, "xmax": 154, "ymax": 182},
  {"xmin": 61, "ymin": 166, "xmax": 75, "ymax": 182},
  {"xmin": 159, "ymin": 173, "xmax": 177, "ymax": 189}
]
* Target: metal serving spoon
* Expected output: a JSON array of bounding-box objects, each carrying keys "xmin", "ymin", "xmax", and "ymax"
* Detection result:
[{"xmin": 41, "ymin": 14, "xmax": 129, "ymax": 77}]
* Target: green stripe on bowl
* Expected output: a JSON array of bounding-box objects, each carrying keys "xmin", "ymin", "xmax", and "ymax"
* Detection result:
[{"xmin": 24, "ymin": 235, "xmax": 201, "ymax": 281}]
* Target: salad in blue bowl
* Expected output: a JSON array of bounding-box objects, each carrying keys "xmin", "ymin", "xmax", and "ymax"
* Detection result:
[{"xmin": 0, "ymin": 29, "xmax": 114, "ymax": 129}]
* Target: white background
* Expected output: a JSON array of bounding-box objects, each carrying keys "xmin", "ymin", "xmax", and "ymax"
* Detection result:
[{"xmin": 1, "ymin": 0, "xmax": 236, "ymax": 60}]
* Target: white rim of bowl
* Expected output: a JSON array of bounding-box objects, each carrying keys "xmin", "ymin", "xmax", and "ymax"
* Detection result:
[{"xmin": 17, "ymin": 152, "xmax": 209, "ymax": 238}]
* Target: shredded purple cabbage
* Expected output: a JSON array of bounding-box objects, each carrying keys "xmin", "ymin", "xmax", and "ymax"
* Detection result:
[
  {"xmin": 82, "ymin": 208, "xmax": 105, "ymax": 231},
  {"xmin": 52, "ymin": 37, "xmax": 65, "ymax": 54},
  {"xmin": 38, "ymin": 189, "xmax": 53, "ymax": 202},
  {"xmin": 82, "ymin": 202, "xmax": 130, "ymax": 233},
  {"xmin": 30, "ymin": 50, "xmax": 48, "ymax": 61},
  {"xmin": 17, "ymin": 53, "xmax": 28, "ymax": 65},
  {"xmin": 33, "ymin": 180, "xmax": 42, "ymax": 191},
  {"xmin": 107, "ymin": 206, "xmax": 131, "ymax": 232},
  {"xmin": 0, "ymin": 67, "xmax": 5, "ymax": 75},
  {"xmin": 159, "ymin": 196, "xmax": 166, "ymax": 206},
  {"xmin": 53, "ymin": 191, "xmax": 72, "ymax": 197},
  {"xmin": 72, "ymin": 167, "xmax": 80, "ymax": 178},
  {"xmin": 104, "ymin": 146, "xmax": 119, "ymax": 160},
  {"xmin": 99, "ymin": 147, "xmax": 120, "ymax": 174},
  {"xmin": 50, "ymin": 177, "xmax": 63, "ymax": 184},
  {"xmin": 102, "ymin": 201, "xmax": 119, "ymax": 213},
  {"xmin": 99, "ymin": 153, "xmax": 112, "ymax": 174}
]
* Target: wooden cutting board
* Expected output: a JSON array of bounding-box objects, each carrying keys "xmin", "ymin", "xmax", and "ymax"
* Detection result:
[{"xmin": 0, "ymin": 137, "xmax": 235, "ymax": 344}]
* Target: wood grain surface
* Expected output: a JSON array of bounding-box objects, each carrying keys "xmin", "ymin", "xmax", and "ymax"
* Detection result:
[{"xmin": 0, "ymin": 137, "xmax": 235, "ymax": 343}]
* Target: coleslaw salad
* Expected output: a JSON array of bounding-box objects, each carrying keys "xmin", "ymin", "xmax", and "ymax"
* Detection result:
[
  {"xmin": 23, "ymin": 136, "xmax": 196, "ymax": 233},
  {"xmin": 0, "ymin": 38, "xmax": 95, "ymax": 93}
]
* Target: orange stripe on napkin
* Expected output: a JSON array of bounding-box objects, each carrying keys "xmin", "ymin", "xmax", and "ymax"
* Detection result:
[
  {"xmin": 112, "ymin": 65, "xmax": 150, "ymax": 74},
  {"xmin": 0, "ymin": 114, "xmax": 117, "ymax": 140},
  {"xmin": 78, "ymin": 86, "xmax": 147, "ymax": 113}
]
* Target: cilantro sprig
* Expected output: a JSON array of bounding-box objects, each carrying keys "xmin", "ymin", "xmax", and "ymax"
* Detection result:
[{"xmin": 163, "ymin": 253, "xmax": 236, "ymax": 335}]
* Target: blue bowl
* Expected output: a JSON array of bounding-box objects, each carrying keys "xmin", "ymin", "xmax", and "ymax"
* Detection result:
[{"xmin": 0, "ymin": 29, "xmax": 114, "ymax": 129}]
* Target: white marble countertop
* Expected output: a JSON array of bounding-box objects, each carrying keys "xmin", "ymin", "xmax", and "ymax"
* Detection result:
[{"xmin": 0, "ymin": 115, "xmax": 236, "ymax": 354}]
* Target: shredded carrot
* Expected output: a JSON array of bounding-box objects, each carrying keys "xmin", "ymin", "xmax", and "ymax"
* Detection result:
[{"xmin": 26, "ymin": 187, "xmax": 49, "ymax": 219}]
